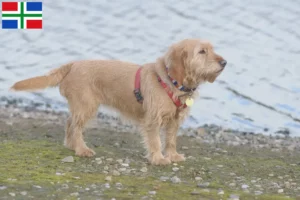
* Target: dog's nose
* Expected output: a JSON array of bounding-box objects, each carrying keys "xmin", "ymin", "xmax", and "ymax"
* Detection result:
[{"xmin": 219, "ymin": 60, "xmax": 227, "ymax": 68}]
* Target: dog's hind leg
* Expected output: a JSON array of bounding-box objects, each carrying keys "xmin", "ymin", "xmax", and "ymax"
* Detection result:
[{"xmin": 65, "ymin": 93, "xmax": 99, "ymax": 157}]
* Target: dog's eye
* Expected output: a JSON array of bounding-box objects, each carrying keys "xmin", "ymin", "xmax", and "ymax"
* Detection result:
[{"xmin": 199, "ymin": 49, "xmax": 206, "ymax": 54}]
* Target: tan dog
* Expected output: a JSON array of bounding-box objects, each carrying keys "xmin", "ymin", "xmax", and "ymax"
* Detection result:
[{"xmin": 11, "ymin": 39, "xmax": 226, "ymax": 165}]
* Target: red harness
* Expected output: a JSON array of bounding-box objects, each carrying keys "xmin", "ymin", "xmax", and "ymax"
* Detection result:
[{"xmin": 134, "ymin": 68, "xmax": 187, "ymax": 108}]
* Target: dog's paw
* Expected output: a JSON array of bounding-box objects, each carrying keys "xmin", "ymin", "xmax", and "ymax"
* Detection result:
[
  {"xmin": 149, "ymin": 154, "xmax": 171, "ymax": 165},
  {"xmin": 75, "ymin": 147, "xmax": 96, "ymax": 157},
  {"xmin": 166, "ymin": 153, "xmax": 186, "ymax": 163}
]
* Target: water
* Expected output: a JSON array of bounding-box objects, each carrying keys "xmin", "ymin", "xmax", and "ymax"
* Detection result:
[{"xmin": 0, "ymin": 0, "xmax": 299, "ymax": 135}]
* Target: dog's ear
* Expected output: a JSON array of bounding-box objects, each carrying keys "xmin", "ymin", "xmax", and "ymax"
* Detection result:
[{"xmin": 164, "ymin": 44, "xmax": 187, "ymax": 69}]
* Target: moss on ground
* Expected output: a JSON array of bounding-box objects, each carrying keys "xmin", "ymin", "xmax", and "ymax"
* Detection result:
[{"xmin": 0, "ymin": 116, "xmax": 299, "ymax": 199}]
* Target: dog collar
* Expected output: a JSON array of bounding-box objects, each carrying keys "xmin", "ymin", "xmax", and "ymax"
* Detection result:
[
  {"xmin": 157, "ymin": 77, "xmax": 187, "ymax": 109},
  {"xmin": 166, "ymin": 67, "xmax": 196, "ymax": 92},
  {"xmin": 133, "ymin": 68, "xmax": 187, "ymax": 109}
]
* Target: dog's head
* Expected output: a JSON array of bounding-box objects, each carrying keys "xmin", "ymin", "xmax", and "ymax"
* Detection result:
[{"xmin": 164, "ymin": 39, "xmax": 226, "ymax": 88}]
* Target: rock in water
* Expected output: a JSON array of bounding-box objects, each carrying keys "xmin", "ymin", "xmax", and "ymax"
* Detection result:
[{"xmin": 61, "ymin": 156, "xmax": 74, "ymax": 163}]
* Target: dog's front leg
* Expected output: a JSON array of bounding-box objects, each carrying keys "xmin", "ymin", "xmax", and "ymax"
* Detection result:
[
  {"xmin": 164, "ymin": 121, "xmax": 186, "ymax": 163},
  {"xmin": 142, "ymin": 120, "xmax": 171, "ymax": 165}
]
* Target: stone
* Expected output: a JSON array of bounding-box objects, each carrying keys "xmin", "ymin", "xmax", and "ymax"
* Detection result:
[
  {"xmin": 121, "ymin": 163, "xmax": 129, "ymax": 167},
  {"xmin": 255, "ymin": 191, "xmax": 263, "ymax": 195},
  {"xmin": 70, "ymin": 192, "xmax": 79, "ymax": 197},
  {"xmin": 61, "ymin": 156, "xmax": 74, "ymax": 163},
  {"xmin": 9, "ymin": 193, "xmax": 16, "ymax": 197},
  {"xmin": 113, "ymin": 170, "xmax": 121, "ymax": 176},
  {"xmin": 95, "ymin": 157, "xmax": 102, "ymax": 161},
  {"xmin": 197, "ymin": 182, "xmax": 210, "ymax": 188},
  {"xmin": 172, "ymin": 167, "xmax": 179, "ymax": 172},
  {"xmin": 241, "ymin": 184, "xmax": 249, "ymax": 189},
  {"xmin": 116, "ymin": 159, "xmax": 123, "ymax": 164},
  {"xmin": 119, "ymin": 168, "xmax": 126, "ymax": 172},
  {"xmin": 190, "ymin": 191, "xmax": 200, "ymax": 195},
  {"xmin": 140, "ymin": 167, "xmax": 148, "ymax": 173},
  {"xmin": 115, "ymin": 183, "xmax": 123, "ymax": 188},
  {"xmin": 20, "ymin": 191, "xmax": 27, "ymax": 196},
  {"xmin": 229, "ymin": 194, "xmax": 240, "ymax": 200},
  {"xmin": 217, "ymin": 189, "xmax": 224, "ymax": 195},
  {"xmin": 170, "ymin": 176, "xmax": 181, "ymax": 184},
  {"xmin": 0, "ymin": 186, "xmax": 7, "ymax": 190},
  {"xmin": 106, "ymin": 158, "xmax": 113, "ymax": 162},
  {"xmin": 181, "ymin": 146, "xmax": 189, "ymax": 150},
  {"xmin": 105, "ymin": 176, "xmax": 112, "ymax": 182},
  {"xmin": 278, "ymin": 189, "xmax": 284, "ymax": 193},
  {"xmin": 195, "ymin": 177, "xmax": 202, "ymax": 181},
  {"xmin": 148, "ymin": 191, "xmax": 156, "ymax": 195},
  {"xmin": 160, "ymin": 176, "xmax": 169, "ymax": 182}
]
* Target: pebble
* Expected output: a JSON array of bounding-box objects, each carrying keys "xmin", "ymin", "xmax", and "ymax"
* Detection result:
[
  {"xmin": 61, "ymin": 156, "xmax": 74, "ymax": 163},
  {"xmin": 20, "ymin": 191, "xmax": 27, "ymax": 196},
  {"xmin": 104, "ymin": 166, "xmax": 109, "ymax": 171},
  {"xmin": 56, "ymin": 172, "xmax": 63, "ymax": 176},
  {"xmin": 195, "ymin": 177, "xmax": 202, "ymax": 181},
  {"xmin": 116, "ymin": 159, "xmax": 123, "ymax": 164},
  {"xmin": 278, "ymin": 189, "xmax": 284, "ymax": 193},
  {"xmin": 229, "ymin": 183, "xmax": 236, "ymax": 187},
  {"xmin": 284, "ymin": 182, "xmax": 290, "ymax": 188},
  {"xmin": 217, "ymin": 189, "xmax": 224, "ymax": 195},
  {"xmin": 106, "ymin": 158, "xmax": 113, "ymax": 162},
  {"xmin": 202, "ymin": 189, "xmax": 210, "ymax": 193},
  {"xmin": 124, "ymin": 158, "xmax": 130, "ymax": 164},
  {"xmin": 230, "ymin": 173, "xmax": 236, "ymax": 176},
  {"xmin": 269, "ymin": 173, "xmax": 274, "ymax": 177},
  {"xmin": 33, "ymin": 185, "xmax": 42, "ymax": 189},
  {"xmin": 181, "ymin": 146, "xmax": 189, "ymax": 150},
  {"xmin": 241, "ymin": 184, "xmax": 249, "ymax": 189},
  {"xmin": 254, "ymin": 191, "xmax": 263, "ymax": 195},
  {"xmin": 104, "ymin": 183, "xmax": 110, "ymax": 189},
  {"xmin": 62, "ymin": 184, "xmax": 69, "ymax": 189},
  {"xmin": 149, "ymin": 191, "xmax": 156, "ymax": 195},
  {"xmin": 85, "ymin": 188, "xmax": 90, "ymax": 191},
  {"xmin": 170, "ymin": 176, "xmax": 181, "ymax": 184},
  {"xmin": 113, "ymin": 170, "xmax": 121, "ymax": 176},
  {"xmin": 119, "ymin": 168, "xmax": 126, "ymax": 172},
  {"xmin": 229, "ymin": 194, "xmax": 240, "ymax": 200},
  {"xmin": 0, "ymin": 186, "xmax": 7, "ymax": 190},
  {"xmin": 197, "ymin": 182, "xmax": 210, "ymax": 188},
  {"xmin": 121, "ymin": 163, "xmax": 129, "ymax": 167},
  {"xmin": 97, "ymin": 160, "xmax": 102, "ymax": 164},
  {"xmin": 217, "ymin": 165, "xmax": 223, "ymax": 168},
  {"xmin": 105, "ymin": 176, "xmax": 112, "ymax": 182},
  {"xmin": 251, "ymin": 180, "xmax": 256, "ymax": 183},
  {"xmin": 160, "ymin": 176, "xmax": 169, "ymax": 182},
  {"xmin": 115, "ymin": 183, "xmax": 123, "ymax": 188},
  {"xmin": 172, "ymin": 167, "xmax": 179, "ymax": 172},
  {"xmin": 9, "ymin": 193, "xmax": 16, "ymax": 197},
  {"xmin": 95, "ymin": 157, "xmax": 102, "ymax": 161},
  {"xmin": 70, "ymin": 192, "xmax": 79, "ymax": 197},
  {"xmin": 140, "ymin": 167, "xmax": 148, "ymax": 173},
  {"xmin": 190, "ymin": 191, "xmax": 200, "ymax": 195}
]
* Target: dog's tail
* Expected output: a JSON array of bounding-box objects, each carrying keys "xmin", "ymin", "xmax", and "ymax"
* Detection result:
[{"xmin": 10, "ymin": 63, "xmax": 73, "ymax": 91}]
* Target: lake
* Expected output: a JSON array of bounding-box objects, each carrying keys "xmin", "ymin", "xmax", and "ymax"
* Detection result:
[{"xmin": 0, "ymin": 0, "xmax": 299, "ymax": 135}]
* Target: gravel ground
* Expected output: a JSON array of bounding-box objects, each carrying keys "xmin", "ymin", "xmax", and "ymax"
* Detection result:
[{"xmin": 0, "ymin": 105, "xmax": 300, "ymax": 200}]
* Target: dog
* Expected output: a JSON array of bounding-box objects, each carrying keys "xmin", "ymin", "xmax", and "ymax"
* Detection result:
[{"xmin": 10, "ymin": 39, "xmax": 226, "ymax": 165}]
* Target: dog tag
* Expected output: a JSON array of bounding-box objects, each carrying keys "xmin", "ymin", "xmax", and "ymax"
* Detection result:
[{"xmin": 185, "ymin": 98, "xmax": 194, "ymax": 107}]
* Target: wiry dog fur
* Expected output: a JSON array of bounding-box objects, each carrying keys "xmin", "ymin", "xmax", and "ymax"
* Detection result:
[{"xmin": 11, "ymin": 39, "xmax": 226, "ymax": 165}]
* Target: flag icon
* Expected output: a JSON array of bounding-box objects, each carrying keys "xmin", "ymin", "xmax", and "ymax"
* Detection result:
[{"xmin": 2, "ymin": 2, "xmax": 43, "ymax": 29}]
